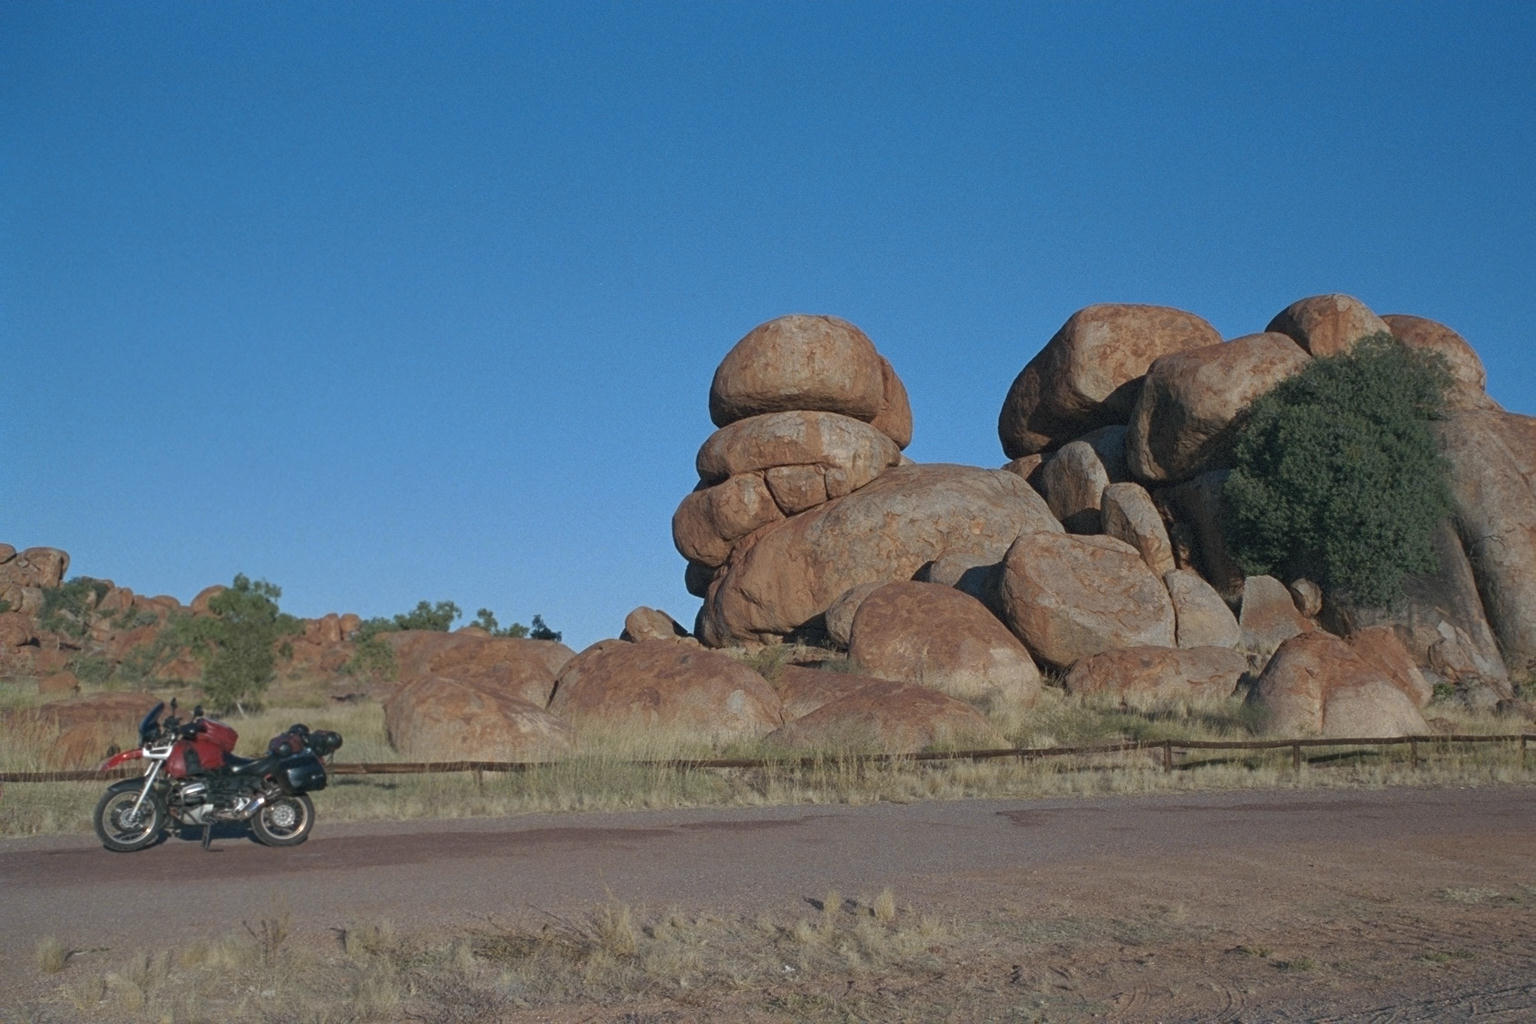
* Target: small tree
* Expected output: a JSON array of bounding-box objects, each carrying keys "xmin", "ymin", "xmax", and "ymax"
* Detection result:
[
  {"xmin": 391, "ymin": 600, "xmax": 461, "ymax": 631},
  {"xmin": 1221, "ymin": 334, "xmax": 1453, "ymax": 607},
  {"xmin": 185, "ymin": 574, "xmax": 302, "ymax": 714},
  {"xmin": 471, "ymin": 608, "xmax": 561, "ymax": 640}
]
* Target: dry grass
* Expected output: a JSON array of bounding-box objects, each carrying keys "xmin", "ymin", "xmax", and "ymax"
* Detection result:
[
  {"xmin": 26, "ymin": 887, "xmax": 968, "ymax": 1023},
  {"xmin": 0, "ymin": 673, "xmax": 1531, "ymax": 840}
]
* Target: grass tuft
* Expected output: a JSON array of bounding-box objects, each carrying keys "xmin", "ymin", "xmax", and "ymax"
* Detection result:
[{"xmin": 35, "ymin": 935, "xmax": 68, "ymax": 974}]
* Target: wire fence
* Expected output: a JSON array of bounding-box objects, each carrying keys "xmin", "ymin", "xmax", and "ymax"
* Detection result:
[{"xmin": 2, "ymin": 733, "xmax": 1530, "ymax": 784}]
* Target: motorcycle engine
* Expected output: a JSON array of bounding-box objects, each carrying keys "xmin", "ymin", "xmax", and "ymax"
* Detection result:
[{"xmin": 175, "ymin": 776, "xmax": 258, "ymax": 824}]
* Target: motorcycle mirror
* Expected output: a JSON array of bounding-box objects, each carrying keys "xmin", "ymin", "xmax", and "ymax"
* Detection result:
[
  {"xmin": 170, "ymin": 697, "xmax": 178, "ymax": 713},
  {"xmin": 193, "ymin": 705, "xmax": 204, "ymax": 718}
]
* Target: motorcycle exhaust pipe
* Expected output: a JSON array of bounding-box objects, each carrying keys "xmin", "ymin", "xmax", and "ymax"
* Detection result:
[{"xmin": 211, "ymin": 793, "xmax": 268, "ymax": 822}]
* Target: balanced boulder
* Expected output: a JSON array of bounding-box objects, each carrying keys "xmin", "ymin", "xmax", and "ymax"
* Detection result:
[
  {"xmin": 383, "ymin": 630, "xmax": 573, "ymax": 707},
  {"xmin": 708, "ymin": 315, "xmax": 910, "ymax": 445},
  {"xmin": 1382, "ymin": 314, "xmax": 1495, "ymax": 411}
]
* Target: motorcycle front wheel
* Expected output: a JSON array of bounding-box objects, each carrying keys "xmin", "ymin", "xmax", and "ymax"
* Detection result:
[
  {"xmin": 251, "ymin": 792, "xmax": 314, "ymax": 846},
  {"xmin": 94, "ymin": 789, "xmax": 166, "ymax": 852}
]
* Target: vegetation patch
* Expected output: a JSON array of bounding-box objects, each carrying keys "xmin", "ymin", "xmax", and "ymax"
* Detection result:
[{"xmin": 1222, "ymin": 334, "xmax": 1453, "ymax": 607}]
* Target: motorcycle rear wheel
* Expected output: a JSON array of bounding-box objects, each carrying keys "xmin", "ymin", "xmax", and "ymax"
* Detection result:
[
  {"xmin": 94, "ymin": 789, "xmax": 165, "ymax": 852},
  {"xmin": 251, "ymin": 792, "xmax": 314, "ymax": 846}
]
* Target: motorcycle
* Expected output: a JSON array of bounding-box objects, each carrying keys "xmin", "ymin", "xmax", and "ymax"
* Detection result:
[{"xmin": 95, "ymin": 699, "xmax": 342, "ymax": 853}]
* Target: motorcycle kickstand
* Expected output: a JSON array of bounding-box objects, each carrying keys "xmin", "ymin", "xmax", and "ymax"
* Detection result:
[{"xmin": 200, "ymin": 823, "xmax": 213, "ymax": 851}]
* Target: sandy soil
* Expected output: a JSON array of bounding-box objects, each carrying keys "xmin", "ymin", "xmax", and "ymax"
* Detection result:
[{"xmin": 2, "ymin": 784, "xmax": 1533, "ymax": 1021}]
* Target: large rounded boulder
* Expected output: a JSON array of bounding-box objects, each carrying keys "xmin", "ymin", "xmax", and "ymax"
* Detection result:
[
  {"xmin": 1382, "ymin": 314, "xmax": 1493, "ymax": 411},
  {"xmin": 384, "ymin": 677, "xmax": 575, "ymax": 760},
  {"xmin": 998, "ymin": 304, "xmax": 1221, "ymax": 458},
  {"xmin": 696, "ymin": 463, "xmax": 1062, "ymax": 646},
  {"xmin": 1437, "ymin": 408, "xmax": 1536, "ymax": 676},
  {"xmin": 998, "ymin": 532, "xmax": 1176, "ymax": 668},
  {"xmin": 1245, "ymin": 630, "xmax": 1428, "ymax": 737},
  {"xmin": 1126, "ymin": 333, "xmax": 1311, "ymax": 483},
  {"xmin": 847, "ymin": 581, "xmax": 1042, "ymax": 710},
  {"xmin": 1265, "ymin": 293, "xmax": 1389, "ymax": 358},
  {"xmin": 548, "ymin": 640, "xmax": 783, "ymax": 742}
]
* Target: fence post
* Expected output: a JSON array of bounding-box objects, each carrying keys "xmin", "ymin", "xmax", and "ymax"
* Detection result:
[
  {"xmin": 1162, "ymin": 739, "xmax": 1172, "ymax": 773},
  {"xmin": 1410, "ymin": 738, "xmax": 1418, "ymax": 769},
  {"xmin": 1292, "ymin": 742, "xmax": 1302, "ymax": 774},
  {"xmin": 1523, "ymin": 735, "xmax": 1528, "ymax": 772}
]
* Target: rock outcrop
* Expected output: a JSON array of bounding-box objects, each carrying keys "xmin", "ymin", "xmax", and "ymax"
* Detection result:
[{"xmin": 1437, "ymin": 409, "xmax": 1536, "ymax": 676}]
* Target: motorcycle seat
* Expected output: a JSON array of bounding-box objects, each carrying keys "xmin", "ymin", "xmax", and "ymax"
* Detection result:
[{"xmin": 224, "ymin": 753, "xmax": 278, "ymax": 776}]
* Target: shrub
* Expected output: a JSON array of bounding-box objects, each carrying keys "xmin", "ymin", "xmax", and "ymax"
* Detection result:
[
  {"xmin": 1221, "ymin": 333, "xmax": 1453, "ymax": 607},
  {"xmin": 39, "ymin": 577, "xmax": 111, "ymax": 639}
]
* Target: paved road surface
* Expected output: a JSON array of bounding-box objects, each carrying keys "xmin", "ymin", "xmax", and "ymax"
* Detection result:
[{"xmin": 3, "ymin": 785, "xmax": 1533, "ymax": 1020}]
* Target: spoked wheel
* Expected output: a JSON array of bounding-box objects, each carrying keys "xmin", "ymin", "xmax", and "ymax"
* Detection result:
[
  {"xmin": 94, "ymin": 789, "xmax": 166, "ymax": 853},
  {"xmin": 251, "ymin": 793, "xmax": 314, "ymax": 846}
]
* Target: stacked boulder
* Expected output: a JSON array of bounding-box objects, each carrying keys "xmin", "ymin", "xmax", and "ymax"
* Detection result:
[
  {"xmin": 674, "ymin": 316, "xmax": 1054, "ymax": 649},
  {"xmin": 674, "ymin": 314, "xmax": 912, "ymax": 593}
]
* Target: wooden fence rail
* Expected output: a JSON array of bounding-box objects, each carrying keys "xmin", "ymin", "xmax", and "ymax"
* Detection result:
[{"xmin": 2, "ymin": 733, "xmax": 1530, "ymax": 784}]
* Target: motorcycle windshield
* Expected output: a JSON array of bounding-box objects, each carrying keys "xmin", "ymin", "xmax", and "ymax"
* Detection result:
[{"xmin": 138, "ymin": 702, "xmax": 165, "ymax": 744}]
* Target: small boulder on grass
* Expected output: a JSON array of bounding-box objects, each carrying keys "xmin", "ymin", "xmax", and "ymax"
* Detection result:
[
  {"xmin": 764, "ymin": 683, "xmax": 1006, "ymax": 755},
  {"xmin": 1, "ymin": 691, "xmax": 159, "ymax": 769},
  {"xmin": 1063, "ymin": 646, "xmax": 1248, "ymax": 703},
  {"xmin": 383, "ymin": 630, "xmax": 573, "ymax": 706},
  {"xmin": 548, "ymin": 640, "xmax": 784, "ymax": 743},
  {"xmin": 771, "ymin": 664, "xmax": 906, "ymax": 721},
  {"xmin": 383, "ymin": 676, "xmax": 574, "ymax": 761}
]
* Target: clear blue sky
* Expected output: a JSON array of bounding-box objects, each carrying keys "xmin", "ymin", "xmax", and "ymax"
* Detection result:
[{"xmin": 5, "ymin": 2, "xmax": 1533, "ymax": 650}]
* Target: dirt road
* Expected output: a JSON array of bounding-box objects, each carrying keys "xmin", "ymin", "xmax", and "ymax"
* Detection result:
[{"xmin": 3, "ymin": 784, "xmax": 1534, "ymax": 1021}]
